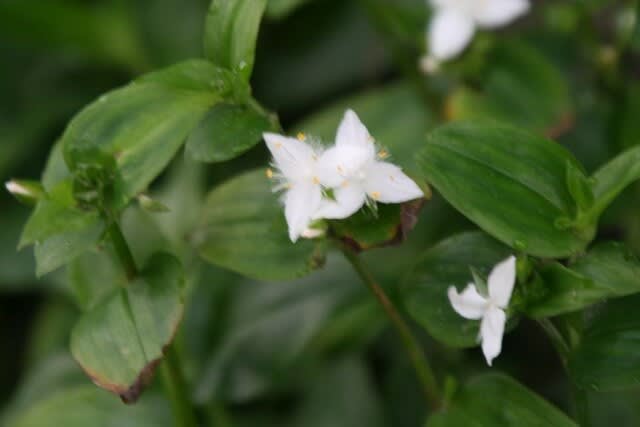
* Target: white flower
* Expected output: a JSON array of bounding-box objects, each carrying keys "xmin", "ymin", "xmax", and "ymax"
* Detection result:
[
  {"xmin": 313, "ymin": 110, "xmax": 424, "ymax": 219},
  {"xmin": 263, "ymin": 132, "xmax": 323, "ymax": 243},
  {"xmin": 422, "ymin": 0, "xmax": 530, "ymax": 69},
  {"xmin": 5, "ymin": 180, "xmax": 32, "ymax": 197},
  {"xmin": 447, "ymin": 255, "xmax": 516, "ymax": 366}
]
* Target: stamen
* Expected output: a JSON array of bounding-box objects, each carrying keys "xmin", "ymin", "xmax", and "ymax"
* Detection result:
[
  {"xmin": 341, "ymin": 180, "xmax": 349, "ymax": 188},
  {"xmin": 266, "ymin": 168, "xmax": 274, "ymax": 179},
  {"xmin": 312, "ymin": 176, "xmax": 320, "ymax": 185},
  {"xmin": 378, "ymin": 149, "xmax": 389, "ymax": 159},
  {"xmin": 371, "ymin": 191, "xmax": 380, "ymax": 200},
  {"xmin": 297, "ymin": 132, "xmax": 306, "ymax": 141}
]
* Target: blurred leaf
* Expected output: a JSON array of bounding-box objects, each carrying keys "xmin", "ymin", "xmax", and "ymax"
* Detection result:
[
  {"xmin": 525, "ymin": 242, "xmax": 640, "ymax": 318},
  {"xmin": 10, "ymin": 386, "xmax": 172, "ymax": 427},
  {"xmin": 427, "ymin": 373, "xmax": 576, "ymax": 426},
  {"xmin": 290, "ymin": 358, "xmax": 384, "ymax": 427},
  {"xmin": 266, "ymin": 0, "xmax": 314, "ymax": 19},
  {"xmin": 62, "ymin": 60, "xmax": 237, "ymax": 210},
  {"xmin": 186, "ymin": 103, "xmax": 274, "ymax": 163},
  {"xmin": 0, "ymin": 208, "xmax": 37, "ymax": 288},
  {"xmin": 193, "ymin": 169, "xmax": 326, "ymax": 281},
  {"xmin": 0, "ymin": 0, "xmax": 147, "ymax": 71},
  {"xmin": 418, "ymin": 121, "xmax": 594, "ymax": 258},
  {"xmin": 401, "ymin": 231, "xmax": 512, "ymax": 348},
  {"xmin": 589, "ymin": 145, "xmax": 640, "ymax": 219},
  {"xmin": 617, "ymin": 83, "xmax": 640, "ymax": 150},
  {"xmin": 70, "ymin": 253, "xmax": 184, "ymax": 403},
  {"xmin": 447, "ymin": 40, "xmax": 572, "ymax": 137},
  {"xmin": 204, "ymin": 0, "xmax": 267, "ymax": 80},
  {"xmin": 194, "ymin": 254, "xmax": 362, "ymax": 403},
  {"xmin": 569, "ymin": 294, "xmax": 640, "ymax": 391},
  {"xmin": 296, "ymin": 82, "xmax": 435, "ymax": 177}
]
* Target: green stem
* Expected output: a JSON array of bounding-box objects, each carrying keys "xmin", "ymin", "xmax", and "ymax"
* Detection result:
[
  {"xmin": 340, "ymin": 245, "xmax": 442, "ymax": 410},
  {"xmin": 161, "ymin": 346, "xmax": 199, "ymax": 427},
  {"xmin": 537, "ymin": 319, "xmax": 570, "ymax": 367},
  {"xmin": 106, "ymin": 220, "xmax": 138, "ymax": 281}
]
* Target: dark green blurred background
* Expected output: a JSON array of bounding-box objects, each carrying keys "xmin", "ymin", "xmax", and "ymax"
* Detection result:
[{"xmin": 2, "ymin": 0, "xmax": 640, "ymax": 426}]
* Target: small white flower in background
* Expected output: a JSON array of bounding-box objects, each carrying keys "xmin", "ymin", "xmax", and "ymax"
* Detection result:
[
  {"xmin": 313, "ymin": 109, "xmax": 424, "ymax": 220},
  {"xmin": 263, "ymin": 132, "xmax": 324, "ymax": 243},
  {"xmin": 264, "ymin": 110, "xmax": 424, "ymax": 243},
  {"xmin": 5, "ymin": 180, "xmax": 32, "ymax": 197},
  {"xmin": 447, "ymin": 255, "xmax": 517, "ymax": 366},
  {"xmin": 421, "ymin": 0, "xmax": 530, "ymax": 72}
]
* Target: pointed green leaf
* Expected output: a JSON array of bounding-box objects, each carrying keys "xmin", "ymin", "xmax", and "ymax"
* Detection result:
[
  {"xmin": 193, "ymin": 169, "xmax": 326, "ymax": 281},
  {"xmin": 62, "ymin": 60, "xmax": 238, "ymax": 210},
  {"xmin": 525, "ymin": 242, "xmax": 640, "ymax": 317},
  {"xmin": 565, "ymin": 161, "xmax": 594, "ymax": 213},
  {"xmin": 204, "ymin": 0, "xmax": 267, "ymax": 80},
  {"xmin": 589, "ymin": 145, "xmax": 640, "ymax": 219},
  {"xmin": 569, "ymin": 294, "xmax": 640, "ymax": 391},
  {"xmin": 427, "ymin": 374, "xmax": 576, "ymax": 426},
  {"xmin": 418, "ymin": 121, "xmax": 594, "ymax": 258},
  {"xmin": 186, "ymin": 103, "xmax": 274, "ymax": 163},
  {"xmin": 70, "ymin": 253, "xmax": 184, "ymax": 403},
  {"xmin": 401, "ymin": 232, "xmax": 512, "ymax": 348}
]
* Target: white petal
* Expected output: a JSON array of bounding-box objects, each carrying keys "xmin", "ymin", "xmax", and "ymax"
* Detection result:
[
  {"xmin": 362, "ymin": 161, "xmax": 424, "ymax": 203},
  {"xmin": 312, "ymin": 183, "xmax": 366, "ymax": 220},
  {"xmin": 263, "ymin": 132, "xmax": 317, "ymax": 180},
  {"xmin": 447, "ymin": 284, "xmax": 488, "ymax": 320},
  {"xmin": 284, "ymin": 182, "xmax": 322, "ymax": 242},
  {"xmin": 480, "ymin": 307, "xmax": 506, "ymax": 366},
  {"xmin": 474, "ymin": 0, "xmax": 530, "ymax": 28},
  {"xmin": 316, "ymin": 145, "xmax": 372, "ymax": 187},
  {"xmin": 488, "ymin": 255, "xmax": 517, "ymax": 308},
  {"xmin": 428, "ymin": 8, "xmax": 476, "ymax": 61},
  {"xmin": 335, "ymin": 110, "xmax": 376, "ymax": 159}
]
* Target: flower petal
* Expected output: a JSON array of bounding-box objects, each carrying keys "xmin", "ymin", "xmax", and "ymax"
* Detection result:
[
  {"xmin": 447, "ymin": 284, "xmax": 487, "ymax": 320},
  {"xmin": 474, "ymin": 0, "xmax": 530, "ymax": 28},
  {"xmin": 488, "ymin": 255, "xmax": 517, "ymax": 308},
  {"xmin": 428, "ymin": 8, "xmax": 476, "ymax": 61},
  {"xmin": 317, "ymin": 145, "xmax": 372, "ymax": 187},
  {"xmin": 480, "ymin": 307, "xmax": 506, "ymax": 366},
  {"xmin": 362, "ymin": 161, "xmax": 424, "ymax": 203},
  {"xmin": 312, "ymin": 183, "xmax": 366, "ymax": 220},
  {"xmin": 335, "ymin": 110, "xmax": 376, "ymax": 159},
  {"xmin": 263, "ymin": 132, "xmax": 317, "ymax": 180},
  {"xmin": 284, "ymin": 181, "xmax": 322, "ymax": 242}
]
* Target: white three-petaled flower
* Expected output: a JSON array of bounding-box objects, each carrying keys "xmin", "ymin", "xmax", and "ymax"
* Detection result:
[
  {"xmin": 263, "ymin": 133, "xmax": 323, "ymax": 243},
  {"xmin": 422, "ymin": 0, "xmax": 530, "ymax": 71},
  {"xmin": 447, "ymin": 255, "xmax": 516, "ymax": 366},
  {"xmin": 313, "ymin": 110, "xmax": 424, "ymax": 219}
]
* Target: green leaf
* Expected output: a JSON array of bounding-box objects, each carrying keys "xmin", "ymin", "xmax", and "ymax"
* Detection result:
[
  {"xmin": 401, "ymin": 231, "xmax": 512, "ymax": 348},
  {"xmin": 589, "ymin": 145, "xmax": 640, "ymax": 219},
  {"xmin": 569, "ymin": 294, "xmax": 640, "ymax": 391},
  {"xmin": 330, "ymin": 200, "xmax": 425, "ymax": 251},
  {"xmin": 204, "ymin": 0, "xmax": 267, "ymax": 80},
  {"xmin": 61, "ymin": 60, "xmax": 235, "ymax": 210},
  {"xmin": 70, "ymin": 253, "xmax": 184, "ymax": 403},
  {"xmin": 427, "ymin": 373, "xmax": 576, "ymax": 426},
  {"xmin": 446, "ymin": 40, "xmax": 572, "ymax": 137},
  {"xmin": 19, "ymin": 181, "xmax": 105, "ymax": 276},
  {"xmin": 565, "ymin": 161, "xmax": 594, "ymax": 213},
  {"xmin": 193, "ymin": 169, "xmax": 326, "ymax": 281},
  {"xmin": 525, "ymin": 242, "xmax": 640, "ymax": 318},
  {"xmin": 186, "ymin": 103, "xmax": 274, "ymax": 163},
  {"xmin": 418, "ymin": 121, "xmax": 594, "ymax": 258},
  {"xmin": 11, "ymin": 386, "xmax": 172, "ymax": 427}
]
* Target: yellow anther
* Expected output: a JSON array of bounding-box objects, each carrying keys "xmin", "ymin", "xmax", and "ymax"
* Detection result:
[
  {"xmin": 341, "ymin": 180, "xmax": 349, "ymax": 188},
  {"xmin": 297, "ymin": 132, "xmax": 306, "ymax": 141},
  {"xmin": 275, "ymin": 142, "xmax": 282, "ymax": 149},
  {"xmin": 266, "ymin": 168, "xmax": 274, "ymax": 179},
  {"xmin": 371, "ymin": 191, "xmax": 380, "ymax": 200},
  {"xmin": 378, "ymin": 149, "xmax": 389, "ymax": 159},
  {"xmin": 312, "ymin": 176, "xmax": 320, "ymax": 184}
]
